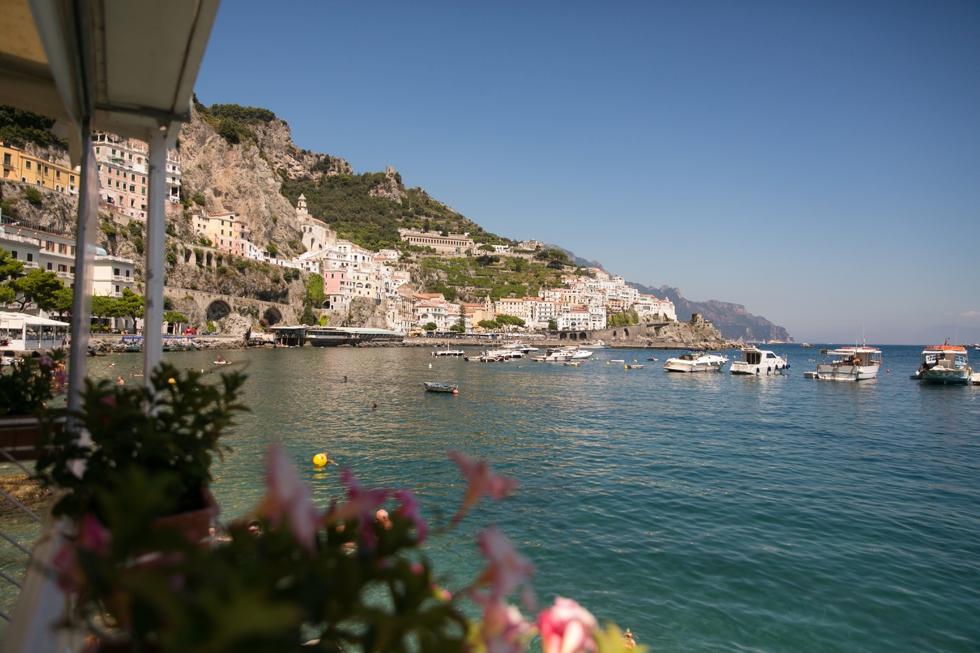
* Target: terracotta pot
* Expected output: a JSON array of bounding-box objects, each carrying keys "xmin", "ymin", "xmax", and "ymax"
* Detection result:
[
  {"xmin": 0, "ymin": 416, "xmax": 42, "ymax": 461},
  {"xmin": 150, "ymin": 485, "xmax": 219, "ymax": 547}
]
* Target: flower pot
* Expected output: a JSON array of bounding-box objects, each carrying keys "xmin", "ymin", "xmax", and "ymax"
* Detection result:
[
  {"xmin": 0, "ymin": 416, "xmax": 42, "ymax": 461},
  {"xmin": 150, "ymin": 485, "xmax": 219, "ymax": 547}
]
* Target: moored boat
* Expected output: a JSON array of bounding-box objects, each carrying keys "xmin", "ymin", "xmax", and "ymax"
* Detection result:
[
  {"xmin": 806, "ymin": 346, "xmax": 881, "ymax": 381},
  {"xmin": 423, "ymin": 382, "xmax": 458, "ymax": 393},
  {"xmin": 913, "ymin": 343, "xmax": 971, "ymax": 385},
  {"xmin": 663, "ymin": 350, "xmax": 728, "ymax": 373},
  {"xmin": 730, "ymin": 347, "xmax": 789, "ymax": 376}
]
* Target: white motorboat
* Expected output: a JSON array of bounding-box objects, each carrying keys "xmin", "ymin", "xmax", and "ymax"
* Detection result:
[
  {"xmin": 806, "ymin": 346, "xmax": 881, "ymax": 381},
  {"xmin": 578, "ymin": 340, "xmax": 607, "ymax": 349},
  {"xmin": 533, "ymin": 347, "xmax": 586, "ymax": 362},
  {"xmin": 663, "ymin": 350, "xmax": 728, "ymax": 373},
  {"xmin": 912, "ymin": 343, "xmax": 970, "ymax": 385},
  {"xmin": 432, "ymin": 348, "xmax": 466, "ymax": 357},
  {"xmin": 730, "ymin": 347, "xmax": 789, "ymax": 376}
]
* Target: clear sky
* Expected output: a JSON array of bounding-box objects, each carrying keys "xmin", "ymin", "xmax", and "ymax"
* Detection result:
[{"xmin": 194, "ymin": 1, "xmax": 979, "ymax": 345}]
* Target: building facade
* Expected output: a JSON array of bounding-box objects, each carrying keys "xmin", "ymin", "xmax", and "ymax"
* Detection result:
[{"xmin": 1, "ymin": 142, "xmax": 80, "ymax": 195}]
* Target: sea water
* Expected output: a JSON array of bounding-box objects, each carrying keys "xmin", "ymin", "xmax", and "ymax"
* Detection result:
[{"xmin": 2, "ymin": 344, "xmax": 979, "ymax": 651}]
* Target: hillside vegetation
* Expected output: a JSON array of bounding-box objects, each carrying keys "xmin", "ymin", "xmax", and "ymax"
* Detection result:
[{"xmin": 420, "ymin": 254, "xmax": 579, "ymax": 302}]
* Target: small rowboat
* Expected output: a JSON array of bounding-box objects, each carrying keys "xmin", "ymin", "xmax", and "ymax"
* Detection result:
[
  {"xmin": 423, "ymin": 382, "xmax": 458, "ymax": 393},
  {"xmin": 610, "ymin": 359, "xmax": 625, "ymax": 363},
  {"xmin": 625, "ymin": 364, "xmax": 644, "ymax": 369},
  {"xmin": 212, "ymin": 360, "xmax": 232, "ymax": 366}
]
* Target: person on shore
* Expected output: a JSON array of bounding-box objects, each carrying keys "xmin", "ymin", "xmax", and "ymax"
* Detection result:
[{"xmin": 343, "ymin": 375, "xmax": 348, "ymax": 383}]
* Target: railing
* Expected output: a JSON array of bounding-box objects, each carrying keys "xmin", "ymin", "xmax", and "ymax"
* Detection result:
[{"xmin": 0, "ymin": 445, "xmax": 42, "ymax": 623}]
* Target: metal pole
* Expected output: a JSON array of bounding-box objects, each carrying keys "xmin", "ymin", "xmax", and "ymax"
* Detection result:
[
  {"xmin": 143, "ymin": 127, "xmax": 169, "ymax": 385},
  {"xmin": 66, "ymin": 119, "xmax": 96, "ymax": 418}
]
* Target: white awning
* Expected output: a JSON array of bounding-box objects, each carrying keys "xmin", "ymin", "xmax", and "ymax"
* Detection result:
[
  {"xmin": 0, "ymin": 0, "xmax": 220, "ymax": 162},
  {"xmin": 0, "ymin": 311, "xmax": 70, "ymax": 327}
]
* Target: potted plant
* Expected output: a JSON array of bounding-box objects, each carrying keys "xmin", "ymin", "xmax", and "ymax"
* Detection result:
[
  {"xmin": 35, "ymin": 363, "xmax": 247, "ymax": 540},
  {"xmin": 0, "ymin": 352, "xmax": 66, "ymax": 461}
]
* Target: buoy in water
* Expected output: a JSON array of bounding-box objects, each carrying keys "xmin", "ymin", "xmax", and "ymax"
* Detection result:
[
  {"xmin": 606, "ymin": 361, "xmax": 610, "ymax": 365},
  {"xmin": 452, "ymin": 388, "xmax": 459, "ymax": 395},
  {"xmin": 313, "ymin": 453, "xmax": 328, "ymax": 467},
  {"xmin": 886, "ymin": 369, "xmax": 890, "ymax": 373},
  {"xmin": 429, "ymin": 363, "xmax": 432, "ymax": 368}
]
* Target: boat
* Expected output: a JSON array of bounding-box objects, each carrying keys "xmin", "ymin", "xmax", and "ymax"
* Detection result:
[
  {"xmin": 563, "ymin": 361, "xmax": 582, "ymax": 367},
  {"xmin": 912, "ymin": 342, "xmax": 971, "ymax": 385},
  {"xmin": 578, "ymin": 340, "xmax": 607, "ymax": 349},
  {"xmin": 432, "ymin": 348, "xmax": 466, "ymax": 357},
  {"xmin": 663, "ymin": 350, "xmax": 728, "ymax": 373},
  {"xmin": 213, "ymin": 359, "xmax": 233, "ymax": 366},
  {"xmin": 423, "ymin": 382, "xmax": 458, "ymax": 393},
  {"xmin": 730, "ymin": 347, "xmax": 789, "ymax": 376},
  {"xmin": 801, "ymin": 343, "xmax": 813, "ymax": 348},
  {"xmin": 806, "ymin": 346, "xmax": 881, "ymax": 381},
  {"xmin": 569, "ymin": 349, "xmax": 593, "ymax": 360},
  {"xmin": 646, "ymin": 357, "xmax": 658, "ymax": 361},
  {"xmin": 971, "ymin": 372, "xmax": 980, "ymax": 386},
  {"xmin": 625, "ymin": 364, "xmax": 643, "ymax": 369},
  {"xmin": 533, "ymin": 347, "xmax": 578, "ymax": 362}
]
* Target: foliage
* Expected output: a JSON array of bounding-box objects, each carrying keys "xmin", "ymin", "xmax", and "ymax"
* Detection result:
[
  {"xmin": 427, "ymin": 281, "xmax": 458, "ymax": 302},
  {"xmin": 90, "ymin": 295, "xmax": 120, "ymax": 319},
  {"xmin": 534, "ymin": 248, "xmax": 569, "ymax": 265},
  {"xmin": 280, "ymin": 171, "xmax": 506, "ymax": 252},
  {"xmin": 0, "ymin": 104, "xmax": 69, "ymax": 149},
  {"xmin": 299, "ymin": 300, "xmax": 317, "ymax": 326},
  {"xmin": 495, "ymin": 314, "xmax": 526, "ymax": 327},
  {"xmin": 606, "ymin": 310, "xmax": 638, "ymax": 328},
  {"xmin": 266, "ymin": 242, "xmax": 278, "ymax": 257},
  {"xmin": 117, "ymin": 288, "xmax": 144, "ymax": 322},
  {"xmin": 50, "ymin": 286, "xmax": 74, "ymax": 317},
  {"xmin": 306, "ymin": 273, "xmax": 325, "ymax": 306},
  {"xmin": 478, "ymin": 244, "xmax": 495, "ymax": 252},
  {"xmin": 127, "ymin": 221, "xmax": 143, "ymax": 238},
  {"xmin": 206, "ymin": 104, "xmax": 277, "ymax": 124},
  {"xmin": 165, "ymin": 249, "xmax": 177, "ymax": 265},
  {"xmin": 478, "ymin": 319, "xmax": 498, "ymax": 330},
  {"xmin": 36, "ymin": 364, "xmax": 248, "ymax": 521},
  {"xmin": 548, "ymin": 319, "xmax": 558, "ymax": 331},
  {"xmin": 450, "ymin": 324, "xmax": 465, "ymax": 333},
  {"xmin": 7, "ymin": 267, "xmax": 65, "ymax": 310},
  {"xmin": 22, "ymin": 186, "xmax": 43, "ymax": 206},
  {"xmin": 0, "ymin": 350, "xmax": 66, "ymax": 417},
  {"xmin": 163, "ymin": 311, "xmax": 189, "ymax": 324},
  {"xmin": 423, "ymin": 322, "xmax": 438, "ymax": 331},
  {"xmin": 192, "ymin": 192, "xmax": 206, "ymax": 206},
  {"xmin": 0, "ymin": 197, "xmax": 18, "ymax": 218},
  {"xmin": 0, "ymin": 246, "xmax": 25, "ymax": 283}
]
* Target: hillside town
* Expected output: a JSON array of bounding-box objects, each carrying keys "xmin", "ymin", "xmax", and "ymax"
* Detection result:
[{"xmin": 2, "ymin": 136, "xmax": 676, "ymax": 338}]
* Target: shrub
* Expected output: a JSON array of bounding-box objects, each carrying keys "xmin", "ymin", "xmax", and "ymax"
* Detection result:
[
  {"xmin": 0, "ymin": 198, "xmax": 18, "ymax": 218},
  {"xmin": 22, "ymin": 186, "xmax": 43, "ymax": 206},
  {"xmin": 192, "ymin": 192, "xmax": 206, "ymax": 206}
]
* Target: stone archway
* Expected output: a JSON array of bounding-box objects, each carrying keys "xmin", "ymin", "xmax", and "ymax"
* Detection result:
[
  {"xmin": 569, "ymin": 332, "xmax": 577, "ymax": 341},
  {"xmin": 580, "ymin": 332, "xmax": 588, "ymax": 340},
  {"xmin": 624, "ymin": 328, "xmax": 630, "ymax": 337},
  {"xmin": 263, "ymin": 306, "xmax": 283, "ymax": 326},
  {"xmin": 206, "ymin": 299, "xmax": 232, "ymax": 322}
]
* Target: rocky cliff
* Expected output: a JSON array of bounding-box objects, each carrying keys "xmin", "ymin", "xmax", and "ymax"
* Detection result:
[
  {"xmin": 629, "ymin": 282, "xmax": 793, "ymax": 343},
  {"xmin": 177, "ymin": 105, "xmax": 351, "ymax": 257}
]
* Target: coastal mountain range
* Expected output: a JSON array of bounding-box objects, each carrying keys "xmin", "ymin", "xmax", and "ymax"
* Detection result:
[{"xmin": 3, "ymin": 100, "xmax": 793, "ymax": 341}]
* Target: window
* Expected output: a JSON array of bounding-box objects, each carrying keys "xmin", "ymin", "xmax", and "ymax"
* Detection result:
[
  {"xmin": 58, "ymin": 264, "xmax": 67, "ymax": 272},
  {"xmin": 70, "ymin": 175, "xmax": 74, "ymax": 182},
  {"xmin": 125, "ymin": 270, "xmax": 130, "ymax": 277},
  {"xmin": 56, "ymin": 170, "xmax": 61, "ymax": 179},
  {"xmin": 95, "ymin": 147, "xmax": 100, "ymax": 153},
  {"xmin": 25, "ymin": 161, "xmax": 31, "ymax": 170},
  {"xmin": 10, "ymin": 251, "xmax": 16, "ymax": 259},
  {"xmin": 115, "ymin": 285, "xmax": 120, "ymax": 293},
  {"xmin": 70, "ymin": 266, "xmax": 75, "ymax": 273},
  {"xmin": 26, "ymin": 253, "xmax": 33, "ymax": 262},
  {"xmin": 113, "ymin": 268, "xmax": 120, "ymax": 276},
  {"xmin": 47, "ymin": 262, "xmax": 53, "ymax": 270},
  {"xmin": 3, "ymin": 153, "xmax": 10, "ymax": 165}
]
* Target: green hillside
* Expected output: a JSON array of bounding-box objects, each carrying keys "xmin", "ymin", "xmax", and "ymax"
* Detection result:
[
  {"xmin": 279, "ymin": 173, "xmax": 508, "ymax": 251},
  {"xmin": 420, "ymin": 251, "xmax": 581, "ymax": 302}
]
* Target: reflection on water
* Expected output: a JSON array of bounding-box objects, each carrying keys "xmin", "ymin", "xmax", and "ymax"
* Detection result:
[{"xmin": 3, "ymin": 345, "xmax": 980, "ymax": 651}]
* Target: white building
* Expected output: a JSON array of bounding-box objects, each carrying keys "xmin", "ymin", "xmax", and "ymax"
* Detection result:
[{"xmin": 93, "ymin": 132, "xmax": 181, "ymax": 219}]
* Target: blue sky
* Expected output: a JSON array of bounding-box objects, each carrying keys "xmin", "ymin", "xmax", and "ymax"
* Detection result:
[{"xmin": 195, "ymin": 1, "xmax": 979, "ymax": 344}]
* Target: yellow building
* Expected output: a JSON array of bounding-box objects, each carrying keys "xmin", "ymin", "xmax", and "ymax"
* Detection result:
[{"xmin": 1, "ymin": 141, "xmax": 80, "ymax": 195}]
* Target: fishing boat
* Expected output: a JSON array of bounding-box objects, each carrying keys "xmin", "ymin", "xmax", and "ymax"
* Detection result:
[
  {"xmin": 423, "ymin": 382, "xmax": 458, "ymax": 393},
  {"xmin": 730, "ymin": 347, "xmax": 789, "ymax": 376},
  {"xmin": 805, "ymin": 346, "xmax": 881, "ymax": 381},
  {"xmin": 663, "ymin": 350, "xmax": 728, "ymax": 373},
  {"xmin": 912, "ymin": 342, "xmax": 971, "ymax": 385}
]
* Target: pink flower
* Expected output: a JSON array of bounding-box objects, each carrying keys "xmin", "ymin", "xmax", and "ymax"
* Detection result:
[
  {"xmin": 479, "ymin": 601, "xmax": 532, "ymax": 653},
  {"xmin": 473, "ymin": 526, "xmax": 534, "ymax": 603},
  {"xmin": 51, "ymin": 543, "xmax": 81, "ymax": 593},
  {"xmin": 256, "ymin": 442, "xmax": 319, "ymax": 551},
  {"xmin": 323, "ymin": 468, "xmax": 389, "ymax": 548},
  {"xmin": 77, "ymin": 514, "xmax": 110, "ymax": 555},
  {"xmin": 393, "ymin": 489, "xmax": 428, "ymax": 543},
  {"xmin": 410, "ymin": 562, "xmax": 425, "ymax": 575},
  {"xmin": 448, "ymin": 451, "xmax": 517, "ymax": 523},
  {"xmin": 39, "ymin": 355, "xmax": 53, "ymax": 368},
  {"xmin": 537, "ymin": 598, "xmax": 598, "ymax": 653}
]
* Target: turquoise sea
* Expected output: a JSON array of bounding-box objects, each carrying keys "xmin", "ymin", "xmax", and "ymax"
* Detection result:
[{"xmin": 3, "ymin": 344, "xmax": 980, "ymax": 651}]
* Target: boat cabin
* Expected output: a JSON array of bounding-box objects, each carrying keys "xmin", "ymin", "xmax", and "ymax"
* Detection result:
[
  {"xmin": 819, "ymin": 347, "xmax": 882, "ymax": 367},
  {"xmin": 921, "ymin": 346, "xmax": 968, "ymax": 371}
]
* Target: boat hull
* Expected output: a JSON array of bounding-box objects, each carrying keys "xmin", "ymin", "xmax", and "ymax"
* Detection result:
[
  {"xmin": 919, "ymin": 368, "xmax": 970, "ymax": 385},
  {"xmin": 664, "ymin": 360, "xmax": 724, "ymax": 373},
  {"xmin": 813, "ymin": 364, "xmax": 879, "ymax": 381},
  {"xmin": 730, "ymin": 362, "xmax": 787, "ymax": 375}
]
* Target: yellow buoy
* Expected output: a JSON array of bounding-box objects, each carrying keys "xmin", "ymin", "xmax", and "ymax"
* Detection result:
[
  {"xmin": 313, "ymin": 453, "xmax": 328, "ymax": 467},
  {"xmin": 606, "ymin": 361, "xmax": 610, "ymax": 365}
]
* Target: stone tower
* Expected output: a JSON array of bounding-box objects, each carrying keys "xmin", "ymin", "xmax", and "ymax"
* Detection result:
[
  {"xmin": 296, "ymin": 193, "xmax": 308, "ymax": 218},
  {"xmin": 385, "ymin": 166, "xmax": 396, "ymax": 178}
]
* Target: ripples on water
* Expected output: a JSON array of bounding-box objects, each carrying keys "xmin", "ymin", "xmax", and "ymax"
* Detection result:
[{"xmin": 3, "ymin": 345, "xmax": 979, "ymax": 651}]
